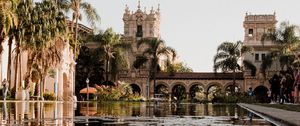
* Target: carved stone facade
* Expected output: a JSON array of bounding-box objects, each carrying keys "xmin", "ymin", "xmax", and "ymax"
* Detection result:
[
  {"xmin": 118, "ymin": 3, "xmax": 271, "ymax": 100},
  {"xmin": 123, "ymin": 1, "xmax": 160, "ymax": 38},
  {"xmin": 243, "ymin": 13, "xmax": 278, "ymax": 91}
]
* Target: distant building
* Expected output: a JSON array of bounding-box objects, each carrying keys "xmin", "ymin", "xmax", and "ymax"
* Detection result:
[{"xmin": 118, "ymin": 2, "xmax": 276, "ymax": 100}]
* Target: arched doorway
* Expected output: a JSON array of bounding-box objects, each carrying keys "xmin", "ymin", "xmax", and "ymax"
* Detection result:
[
  {"xmin": 130, "ymin": 84, "xmax": 141, "ymax": 95},
  {"xmin": 207, "ymin": 85, "xmax": 222, "ymax": 103},
  {"xmin": 254, "ymin": 86, "xmax": 269, "ymax": 103},
  {"xmin": 189, "ymin": 84, "xmax": 205, "ymax": 102},
  {"xmin": 172, "ymin": 84, "xmax": 186, "ymax": 101},
  {"xmin": 155, "ymin": 84, "xmax": 169, "ymax": 98},
  {"xmin": 225, "ymin": 85, "xmax": 240, "ymax": 95}
]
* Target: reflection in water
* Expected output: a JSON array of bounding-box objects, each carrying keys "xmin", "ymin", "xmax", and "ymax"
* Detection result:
[{"xmin": 0, "ymin": 101, "xmax": 272, "ymax": 125}]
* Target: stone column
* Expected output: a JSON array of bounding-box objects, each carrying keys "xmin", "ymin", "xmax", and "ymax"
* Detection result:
[
  {"xmin": 186, "ymin": 92, "xmax": 190, "ymax": 102},
  {"xmin": 57, "ymin": 67, "xmax": 63, "ymax": 101}
]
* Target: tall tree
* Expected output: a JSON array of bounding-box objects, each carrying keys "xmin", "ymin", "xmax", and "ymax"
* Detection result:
[
  {"xmin": 0, "ymin": 0, "xmax": 18, "ymax": 50},
  {"xmin": 98, "ymin": 28, "xmax": 130, "ymax": 83},
  {"xmin": 261, "ymin": 22, "xmax": 300, "ymax": 75},
  {"xmin": 67, "ymin": 0, "xmax": 100, "ymax": 58},
  {"xmin": 136, "ymin": 38, "xmax": 176, "ymax": 97},
  {"xmin": 0, "ymin": 0, "xmax": 19, "ymax": 89},
  {"xmin": 213, "ymin": 41, "xmax": 255, "ymax": 93}
]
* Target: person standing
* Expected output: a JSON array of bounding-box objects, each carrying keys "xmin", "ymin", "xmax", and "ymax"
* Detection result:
[
  {"xmin": 294, "ymin": 70, "xmax": 300, "ymax": 103},
  {"xmin": 2, "ymin": 79, "xmax": 8, "ymax": 100},
  {"xmin": 269, "ymin": 74, "xmax": 280, "ymax": 103},
  {"xmin": 279, "ymin": 71, "xmax": 287, "ymax": 104}
]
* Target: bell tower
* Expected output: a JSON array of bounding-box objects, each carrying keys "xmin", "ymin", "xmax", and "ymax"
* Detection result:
[
  {"xmin": 123, "ymin": 1, "xmax": 161, "ymax": 38},
  {"xmin": 243, "ymin": 13, "xmax": 278, "ymax": 72}
]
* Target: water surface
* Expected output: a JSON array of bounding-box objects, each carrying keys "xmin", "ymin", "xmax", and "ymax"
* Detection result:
[{"xmin": 0, "ymin": 101, "xmax": 272, "ymax": 125}]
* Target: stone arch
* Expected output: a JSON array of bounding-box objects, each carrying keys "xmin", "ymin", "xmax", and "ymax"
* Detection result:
[
  {"xmin": 156, "ymin": 81, "xmax": 170, "ymax": 93},
  {"xmin": 188, "ymin": 82, "xmax": 205, "ymax": 101},
  {"xmin": 171, "ymin": 83, "xmax": 186, "ymax": 101},
  {"xmin": 224, "ymin": 82, "xmax": 241, "ymax": 94},
  {"xmin": 205, "ymin": 82, "xmax": 222, "ymax": 93},
  {"xmin": 254, "ymin": 85, "xmax": 269, "ymax": 103},
  {"xmin": 206, "ymin": 82, "xmax": 222, "ymax": 102},
  {"xmin": 170, "ymin": 81, "xmax": 188, "ymax": 93},
  {"xmin": 155, "ymin": 82, "xmax": 169, "ymax": 98},
  {"xmin": 130, "ymin": 83, "xmax": 141, "ymax": 95}
]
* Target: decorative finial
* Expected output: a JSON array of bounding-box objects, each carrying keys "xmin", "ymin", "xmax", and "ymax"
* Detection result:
[
  {"xmin": 125, "ymin": 4, "xmax": 129, "ymax": 13},
  {"xmin": 273, "ymin": 10, "xmax": 276, "ymax": 16},
  {"xmin": 157, "ymin": 4, "xmax": 160, "ymax": 12},
  {"xmin": 246, "ymin": 12, "xmax": 248, "ymax": 16},
  {"xmin": 144, "ymin": 7, "xmax": 147, "ymax": 13},
  {"xmin": 150, "ymin": 6, "xmax": 154, "ymax": 13},
  {"xmin": 138, "ymin": 0, "xmax": 141, "ymax": 9}
]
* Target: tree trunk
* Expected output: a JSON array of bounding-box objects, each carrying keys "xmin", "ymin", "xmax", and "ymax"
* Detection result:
[
  {"xmin": 19, "ymin": 50, "xmax": 22, "ymax": 88},
  {"xmin": 232, "ymin": 70, "xmax": 236, "ymax": 94},
  {"xmin": 105, "ymin": 57, "xmax": 109, "ymax": 84},
  {"xmin": 7, "ymin": 37, "xmax": 12, "ymax": 89},
  {"xmin": 13, "ymin": 47, "xmax": 19, "ymax": 93}
]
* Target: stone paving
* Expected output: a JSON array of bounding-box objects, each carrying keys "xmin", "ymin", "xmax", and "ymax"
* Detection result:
[{"xmin": 238, "ymin": 103, "xmax": 300, "ymax": 126}]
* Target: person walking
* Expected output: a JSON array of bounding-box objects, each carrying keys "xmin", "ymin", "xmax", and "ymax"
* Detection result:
[
  {"xmin": 269, "ymin": 74, "xmax": 280, "ymax": 103},
  {"xmin": 285, "ymin": 72, "xmax": 294, "ymax": 103},
  {"xmin": 279, "ymin": 71, "xmax": 287, "ymax": 104}
]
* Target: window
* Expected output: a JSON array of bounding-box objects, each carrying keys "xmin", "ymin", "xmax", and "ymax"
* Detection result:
[
  {"xmin": 255, "ymin": 53, "xmax": 259, "ymax": 61},
  {"xmin": 248, "ymin": 29, "xmax": 253, "ymax": 37},
  {"xmin": 136, "ymin": 25, "xmax": 143, "ymax": 37},
  {"xmin": 261, "ymin": 54, "xmax": 266, "ymax": 61}
]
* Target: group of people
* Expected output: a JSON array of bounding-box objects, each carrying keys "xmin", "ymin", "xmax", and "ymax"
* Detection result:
[{"xmin": 269, "ymin": 70, "xmax": 300, "ymax": 104}]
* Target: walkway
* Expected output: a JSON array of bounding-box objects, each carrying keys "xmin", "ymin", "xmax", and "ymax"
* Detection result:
[{"xmin": 238, "ymin": 103, "xmax": 300, "ymax": 126}]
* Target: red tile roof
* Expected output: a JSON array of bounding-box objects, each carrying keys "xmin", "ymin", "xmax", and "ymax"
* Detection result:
[{"xmin": 156, "ymin": 72, "xmax": 244, "ymax": 80}]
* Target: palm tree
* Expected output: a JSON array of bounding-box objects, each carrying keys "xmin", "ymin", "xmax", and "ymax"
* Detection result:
[
  {"xmin": 66, "ymin": 0, "xmax": 100, "ymax": 58},
  {"xmin": 0, "ymin": 0, "xmax": 18, "ymax": 47},
  {"xmin": 136, "ymin": 38, "xmax": 176, "ymax": 97},
  {"xmin": 10, "ymin": 0, "xmax": 67, "ymax": 99},
  {"xmin": 261, "ymin": 22, "xmax": 300, "ymax": 75},
  {"xmin": 0, "ymin": 0, "xmax": 18, "ymax": 89},
  {"xmin": 213, "ymin": 41, "xmax": 255, "ymax": 93},
  {"xmin": 98, "ymin": 28, "xmax": 130, "ymax": 83}
]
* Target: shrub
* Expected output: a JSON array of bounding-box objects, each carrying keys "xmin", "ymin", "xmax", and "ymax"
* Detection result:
[
  {"xmin": 96, "ymin": 81, "xmax": 143, "ymax": 101},
  {"xmin": 43, "ymin": 92, "xmax": 56, "ymax": 100}
]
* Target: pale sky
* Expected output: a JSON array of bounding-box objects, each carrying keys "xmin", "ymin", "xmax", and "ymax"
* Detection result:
[{"xmin": 83, "ymin": 0, "xmax": 300, "ymax": 72}]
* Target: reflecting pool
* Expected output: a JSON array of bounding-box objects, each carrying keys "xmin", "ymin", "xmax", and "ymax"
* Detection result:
[{"xmin": 0, "ymin": 101, "xmax": 272, "ymax": 125}]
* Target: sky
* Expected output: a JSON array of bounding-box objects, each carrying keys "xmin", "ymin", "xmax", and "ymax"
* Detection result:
[{"xmin": 82, "ymin": 0, "xmax": 300, "ymax": 72}]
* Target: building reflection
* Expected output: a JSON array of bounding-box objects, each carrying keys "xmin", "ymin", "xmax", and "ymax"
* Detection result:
[
  {"xmin": 0, "ymin": 101, "xmax": 268, "ymax": 125},
  {"xmin": 0, "ymin": 101, "xmax": 74, "ymax": 125}
]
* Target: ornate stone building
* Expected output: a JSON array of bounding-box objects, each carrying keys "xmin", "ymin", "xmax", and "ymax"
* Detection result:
[
  {"xmin": 0, "ymin": 21, "xmax": 91, "ymax": 101},
  {"xmin": 243, "ymin": 13, "xmax": 278, "ymax": 92},
  {"xmin": 118, "ymin": 3, "xmax": 275, "ymax": 101}
]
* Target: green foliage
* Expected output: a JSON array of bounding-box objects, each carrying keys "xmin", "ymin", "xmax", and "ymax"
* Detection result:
[
  {"xmin": 76, "ymin": 46, "xmax": 105, "ymax": 97},
  {"xmin": 96, "ymin": 81, "xmax": 143, "ymax": 101},
  {"xmin": 43, "ymin": 92, "xmax": 56, "ymax": 101},
  {"xmin": 261, "ymin": 22, "xmax": 300, "ymax": 75},
  {"xmin": 163, "ymin": 60, "xmax": 193, "ymax": 73},
  {"xmin": 211, "ymin": 92, "xmax": 257, "ymax": 103},
  {"xmin": 48, "ymin": 69, "xmax": 56, "ymax": 78}
]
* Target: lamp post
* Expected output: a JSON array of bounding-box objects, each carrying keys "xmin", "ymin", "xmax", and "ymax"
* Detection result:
[{"xmin": 86, "ymin": 78, "xmax": 89, "ymax": 101}]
